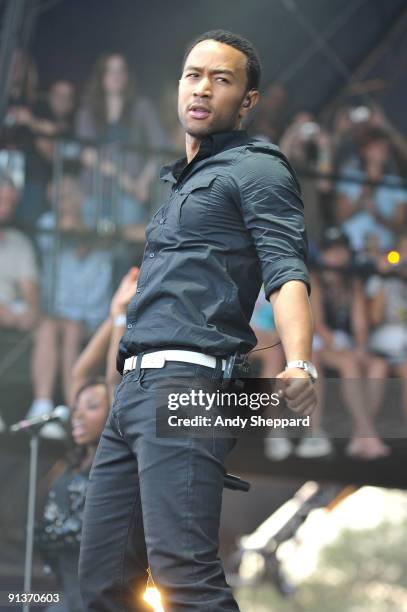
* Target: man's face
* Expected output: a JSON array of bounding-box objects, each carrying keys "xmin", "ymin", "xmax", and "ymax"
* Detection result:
[
  {"xmin": 178, "ymin": 40, "xmax": 257, "ymax": 138},
  {"xmin": 0, "ymin": 185, "xmax": 18, "ymax": 227}
]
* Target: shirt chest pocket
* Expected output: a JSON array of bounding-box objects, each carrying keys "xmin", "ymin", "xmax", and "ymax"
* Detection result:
[{"xmin": 177, "ymin": 175, "xmax": 217, "ymax": 229}]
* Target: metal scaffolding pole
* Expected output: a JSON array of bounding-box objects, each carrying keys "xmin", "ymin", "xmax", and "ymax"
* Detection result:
[
  {"xmin": 277, "ymin": 0, "xmax": 368, "ymax": 84},
  {"xmin": 324, "ymin": 5, "xmax": 407, "ymax": 115}
]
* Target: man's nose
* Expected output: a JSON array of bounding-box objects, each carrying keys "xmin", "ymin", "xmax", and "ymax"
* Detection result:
[{"xmin": 193, "ymin": 76, "xmax": 212, "ymax": 97}]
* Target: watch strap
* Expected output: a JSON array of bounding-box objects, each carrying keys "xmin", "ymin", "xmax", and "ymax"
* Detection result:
[
  {"xmin": 113, "ymin": 313, "xmax": 127, "ymax": 328},
  {"xmin": 285, "ymin": 360, "xmax": 317, "ymax": 382}
]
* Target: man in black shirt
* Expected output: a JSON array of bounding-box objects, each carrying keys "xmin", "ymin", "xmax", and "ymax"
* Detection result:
[{"xmin": 79, "ymin": 30, "xmax": 317, "ymax": 612}]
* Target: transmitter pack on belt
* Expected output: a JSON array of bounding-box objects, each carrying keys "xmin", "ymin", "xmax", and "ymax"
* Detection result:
[{"xmin": 222, "ymin": 352, "xmax": 251, "ymax": 389}]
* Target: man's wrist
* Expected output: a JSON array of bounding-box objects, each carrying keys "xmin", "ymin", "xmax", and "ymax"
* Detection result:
[{"xmin": 110, "ymin": 303, "xmax": 126, "ymax": 317}]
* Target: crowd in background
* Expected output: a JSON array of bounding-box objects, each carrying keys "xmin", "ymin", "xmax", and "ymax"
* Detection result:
[
  {"xmin": 0, "ymin": 49, "xmax": 406, "ymax": 461},
  {"xmin": 249, "ymin": 83, "xmax": 407, "ymax": 460}
]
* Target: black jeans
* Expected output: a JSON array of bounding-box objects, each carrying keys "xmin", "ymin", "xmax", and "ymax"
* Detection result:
[{"xmin": 78, "ymin": 359, "xmax": 240, "ymax": 611}]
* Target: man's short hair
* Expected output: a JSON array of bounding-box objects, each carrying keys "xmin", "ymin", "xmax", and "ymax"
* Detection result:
[{"xmin": 183, "ymin": 29, "xmax": 261, "ymax": 92}]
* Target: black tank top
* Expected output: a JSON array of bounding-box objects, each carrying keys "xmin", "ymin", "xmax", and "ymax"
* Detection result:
[{"xmin": 320, "ymin": 270, "xmax": 353, "ymax": 334}]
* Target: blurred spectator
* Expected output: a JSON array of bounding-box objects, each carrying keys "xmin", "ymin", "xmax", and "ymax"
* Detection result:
[
  {"xmin": 71, "ymin": 266, "xmax": 139, "ymax": 403},
  {"xmin": 330, "ymin": 105, "xmax": 382, "ymax": 171},
  {"xmin": 335, "ymin": 128, "xmax": 407, "ymax": 252},
  {"xmin": 0, "ymin": 174, "xmax": 39, "ymax": 331},
  {"xmin": 38, "ymin": 176, "xmax": 113, "ymax": 327},
  {"xmin": 280, "ymin": 112, "xmax": 334, "ymax": 245},
  {"xmin": 76, "ymin": 52, "xmax": 167, "ymax": 227},
  {"xmin": 33, "ymin": 80, "xmax": 78, "ymax": 170},
  {"xmin": 46, "ymin": 80, "xmax": 76, "ymax": 136},
  {"xmin": 158, "ymin": 84, "xmax": 185, "ymax": 154},
  {"xmin": 311, "ymin": 227, "xmax": 390, "ymax": 459},
  {"xmin": 369, "ymin": 104, "xmax": 407, "ymax": 176},
  {"xmin": 248, "ymin": 82, "xmax": 288, "ymax": 143},
  {"xmin": 331, "ymin": 103, "xmax": 407, "ymax": 177},
  {"xmin": 367, "ymin": 232, "xmax": 407, "ymax": 419},
  {"xmin": 0, "ymin": 51, "xmax": 68, "ymax": 226},
  {"xmin": 4, "ymin": 49, "xmax": 38, "ymax": 108},
  {"xmin": 35, "ymin": 378, "xmax": 110, "ymax": 612},
  {"xmin": 27, "ymin": 176, "xmax": 113, "ymax": 437},
  {"xmin": 330, "ymin": 105, "xmax": 355, "ymax": 170},
  {"xmin": 0, "ymin": 173, "xmax": 39, "ymax": 432}
]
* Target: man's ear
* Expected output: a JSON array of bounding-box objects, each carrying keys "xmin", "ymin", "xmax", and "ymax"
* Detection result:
[{"xmin": 240, "ymin": 89, "xmax": 259, "ymax": 116}]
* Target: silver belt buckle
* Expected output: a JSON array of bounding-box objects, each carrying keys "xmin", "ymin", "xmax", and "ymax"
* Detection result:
[{"xmin": 123, "ymin": 355, "xmax": 136, "ymax": 375}]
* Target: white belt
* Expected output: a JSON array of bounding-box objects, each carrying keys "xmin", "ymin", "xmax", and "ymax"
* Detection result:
[{"xmin": 123, "ymin": 350, "xmax": 227, "ymax": 373}]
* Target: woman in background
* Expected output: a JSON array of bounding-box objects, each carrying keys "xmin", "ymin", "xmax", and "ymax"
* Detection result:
[
  {"xmin": 76, "ymin": 52, "xmax": 167, "ymax": 234},
  {"xmin": 311, "ymin": 228, "xmax": 390, "ymax": 459},
  {"xmin": 367, "ymin": 232, "xmax": 407, "ymax": 421},
  {"xmin": 36, "ymin": 378, "xmax": 110, "ymax": 612}
]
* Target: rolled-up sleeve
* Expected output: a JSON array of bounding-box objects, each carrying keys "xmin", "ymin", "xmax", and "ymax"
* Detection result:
[{"xmin": 232, "ymin": 151, "xmax": 310, "ymax": 299}]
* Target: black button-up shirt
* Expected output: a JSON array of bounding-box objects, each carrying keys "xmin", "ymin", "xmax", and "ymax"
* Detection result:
[{"xmin": 117, "ymin": 130, "xmax": 309, "ymax": 374}]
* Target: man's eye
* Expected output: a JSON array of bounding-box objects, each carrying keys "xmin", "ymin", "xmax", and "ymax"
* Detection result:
[
  {"xmin": 216, "ymin": 77, "xmax": 229, "ymax": 83},
  {"xmin": 186, "ymin": 73, "xmax": 199, "ymax": 78}
]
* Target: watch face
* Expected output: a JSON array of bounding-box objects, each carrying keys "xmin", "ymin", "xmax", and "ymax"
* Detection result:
[{"xmin": 306, "ymin": 363, "xmax": 318, "ymax": 380}]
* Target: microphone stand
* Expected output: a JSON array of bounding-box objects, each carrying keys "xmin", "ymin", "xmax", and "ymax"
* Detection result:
[
  {"xmin": 9, "ymin": 406, "xmax": 68, "ymax": 610},
  {"xmin": 22, "ymin": 430, "xmax": 40, "ymax": 612},
  {"xmin": 10, "ymin": 416, "xmax": 51, "ymax": 612}
]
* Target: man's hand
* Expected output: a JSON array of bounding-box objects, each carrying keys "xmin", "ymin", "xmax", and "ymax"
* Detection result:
[
  {"xmin": 110, "ymin": 267, "xmax": 140, "ymax": 317},
  {"xmin": 276, "ymin": 367, "xmax": 317, "ymax": 417}
]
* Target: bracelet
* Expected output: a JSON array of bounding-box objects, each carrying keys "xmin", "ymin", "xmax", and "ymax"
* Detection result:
[{"xmin": 112, "ymin": 313, "xmax": 127, "ymax": 328}]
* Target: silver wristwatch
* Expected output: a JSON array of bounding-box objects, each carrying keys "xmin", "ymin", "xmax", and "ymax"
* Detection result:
[{"xmin": 285, "ymin": 360, "xmax": 318, "ymax": 383}]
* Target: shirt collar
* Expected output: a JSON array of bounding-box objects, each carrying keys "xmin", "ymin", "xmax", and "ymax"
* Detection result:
[{"xmin": 160, "ymin": 130, "xmax": 249, "ymax": 184}]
